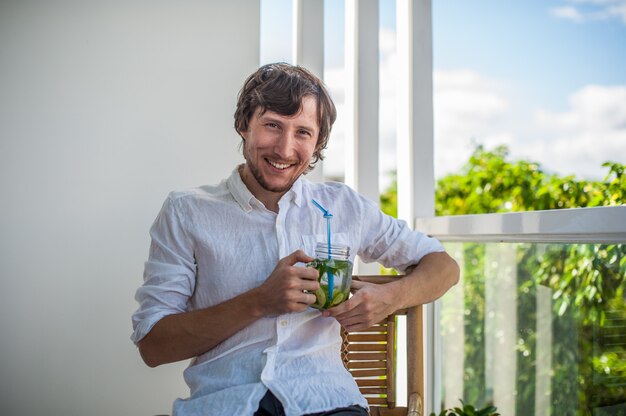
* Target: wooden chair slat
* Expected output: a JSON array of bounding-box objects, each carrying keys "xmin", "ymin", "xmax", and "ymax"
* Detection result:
[
  {"xmin": 347, "ymin": 343, "xmax": 388, "ymax": 352},
  {"xmin": 360, "ymin": 387, "xmax": 388, "ymax": 395},
  {"xmin": 356, "ymin": 379, "xmax": 390, "ymax": 387},
  {"xmin": 349, "ymin": 368, "xmax": 387, "ymax": 378},
  {"xmin": 347, "ymin": 333, "xmax": 388, "ymax": 342},
  {"xmin": 342, "ymin": 275, "xmax": 425, "ymax": 416},
  {"xmin": 346, "ymin": 352, "xmax": 387, "ymax": 361},
  {"xmin": 348, "ymin": 360, "xmax": 386, "ymax": 369},
  {"xmin": 366, "ymin": 397, "xmax": 389, "ymax": 405},
  {"xmin": 349, "ymin": 324, "xmax": 388, "ymax": 333}
]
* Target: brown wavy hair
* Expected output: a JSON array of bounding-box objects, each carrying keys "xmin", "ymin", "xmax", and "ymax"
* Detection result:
[{"xmin": 234, "ymin": 63, "xmax": 337, "ymax": 172}]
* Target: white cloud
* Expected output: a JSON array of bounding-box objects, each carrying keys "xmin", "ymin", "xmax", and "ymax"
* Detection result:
[
  {"xmin": 550, "ymin": 0, "xmax": 626, "ymax": 24},
  {"xmin": 433, "ymin": 71, "xmax": 626, "ymax": 180},
  {"xmin": 531, "ymin": 85, "xmax": 626, "ymax": 179},
  {"xmin": 433, "ymin": 70, "xmax": 512, "ymax": 178},
  {"xmin": 550, "ymin": 6, "xmax": 586, "ymax": 22}
]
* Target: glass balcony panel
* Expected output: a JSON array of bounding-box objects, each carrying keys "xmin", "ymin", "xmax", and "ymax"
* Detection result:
[{"xmin": 440, "ymin": 242, "xmax": 626, "ymax": 416}]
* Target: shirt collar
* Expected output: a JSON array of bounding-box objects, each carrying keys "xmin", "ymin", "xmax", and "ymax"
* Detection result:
[
  {"xmin": 286, "ymin": 176, "xmax": 304, "ymax": 208},
  {"xmin": 226, "ymin": 165, "xmax": 255, "ymax": 212},
  {"xmin": 226, "ymin": 164, "xmax": 306, "ymax": 212}
]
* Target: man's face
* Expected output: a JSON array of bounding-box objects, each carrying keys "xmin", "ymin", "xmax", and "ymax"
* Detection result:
[{"xmin": 240, "ymin": 96, "xmax": 320, "ymax": 201}]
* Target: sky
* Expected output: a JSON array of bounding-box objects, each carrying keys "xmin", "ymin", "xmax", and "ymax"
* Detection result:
[{"xmin": 261, "ymin": 0, "xmax": 626, "ymax": 188}]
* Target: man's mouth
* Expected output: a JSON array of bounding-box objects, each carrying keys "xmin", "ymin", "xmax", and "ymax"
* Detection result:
[{"xmin": 267, "ymin": 159, "xmax": 293, "ymax": 170}]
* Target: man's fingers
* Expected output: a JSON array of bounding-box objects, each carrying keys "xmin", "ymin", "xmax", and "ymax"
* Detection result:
[
  {"xmin": 350, "ymin": 280, "xmax": 367, "ymax": 291},
  {"xmin": 285, "ymin": 290, "xmax": 317, "ymax": 305},
  {"xmin": 301, "ymin": 279, "xmax": 320, "ymax": 292},
  {"xmin": 322, "ymin": 297, "xmax": 355, "ymax": 318},
  {"xmin": 303, "ymin": 292, "xmax": 317, "ymax": 305},
  {"xmin": 341, "ymin": 321, "xmax": 372, "ymax": 332},
  {"xmin": 279, "ymin": 250, "xmax": 319, "ymax": 281},
  {"xmin": 332, "ymin": 309, "xmax": 372, "ymax": 332},
  {"xmin": 322, "ymin": 281, "xmax": 368, "ymax": 317}
]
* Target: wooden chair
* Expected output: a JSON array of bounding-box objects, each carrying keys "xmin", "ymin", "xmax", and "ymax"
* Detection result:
[{"xmin": 341, "ymin": 275, "xmax": 424, "ymax": 416}]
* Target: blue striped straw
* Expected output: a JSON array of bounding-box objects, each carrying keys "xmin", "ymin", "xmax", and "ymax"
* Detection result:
[
  {"xmin": 311, "ymin": 199, "xmax": 333, "ymax": 257},
  {"xmin": 311, "ymin": 199, "xmax": 334, "ymax": 299}
]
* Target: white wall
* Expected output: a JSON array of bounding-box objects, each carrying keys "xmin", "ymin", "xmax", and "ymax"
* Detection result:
[{"xmin": 0, "ymin": 1, "xmax": 259, "ymax": 415}]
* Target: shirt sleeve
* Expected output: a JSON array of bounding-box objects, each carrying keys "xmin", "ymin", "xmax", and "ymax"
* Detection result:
[
  {"xmin": 130, "ymin": 194, "xmax": 197, "ymax": 345},
  {"xmin": 355, "ymin": 193, "xmax": 444, "ymax": 273}
]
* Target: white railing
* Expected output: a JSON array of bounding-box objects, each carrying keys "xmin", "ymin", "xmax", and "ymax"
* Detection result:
[{"xmin": 416, "ymin": 206, "xmax": 626, "ymax": 244}]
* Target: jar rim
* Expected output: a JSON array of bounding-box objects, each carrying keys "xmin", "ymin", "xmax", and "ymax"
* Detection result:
[
  {"xmin": 315, "ymin": 242, "xmax": 350, "ymax": 250},
  {"xmin": 314, "ymin": 242, "xmax": 350, "ymax": 259}
]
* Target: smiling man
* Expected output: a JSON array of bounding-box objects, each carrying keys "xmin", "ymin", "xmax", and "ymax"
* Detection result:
[
  {"xmin": 238, "ymin": 95, "xmax": 319, "ymax": 210},
  {"xmin": 131, "ymin": 63, "xmax": 459, "ymax": 416}
]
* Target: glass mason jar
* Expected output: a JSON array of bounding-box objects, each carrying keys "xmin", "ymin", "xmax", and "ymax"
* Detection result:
[{"xmin": 307, "ymin": 242, "xmax": 353, "ymax": 310}]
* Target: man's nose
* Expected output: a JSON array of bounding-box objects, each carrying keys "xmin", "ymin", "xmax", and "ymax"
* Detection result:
[{"xmin": 274, "ymin": 130, "xmax": 296, "ymax": 158}]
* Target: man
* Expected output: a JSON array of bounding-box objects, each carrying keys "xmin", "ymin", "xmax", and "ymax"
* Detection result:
[{"xmin": 131, "ymin": 63, "xmax": 459, "ymax": 416}]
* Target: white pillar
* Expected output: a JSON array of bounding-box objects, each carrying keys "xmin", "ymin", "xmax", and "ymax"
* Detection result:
[
  {"xmin": 441, "ymin": 243, "xmax": 465, "ymax": 410},
  {"xmin": 396, "ymin": 0, "xmax": 435, "ymax": 224},
  {"xmin": 535, "ymin": 285, "xmax": 552, "ymax": 415},
  {"xmin": 344, "ymin": 0, "xmax": 380, "ymax": 274},
  {"xmin": 293, "ymin": 0, "xmax": 325, "ymax": 182},
  {"xmin": 397, "ymin": 0, "xmax": 435, "ymax": 412},
  {"xmin": 485, "ymin": 244, "xmax": 517, "ymax": 416}
]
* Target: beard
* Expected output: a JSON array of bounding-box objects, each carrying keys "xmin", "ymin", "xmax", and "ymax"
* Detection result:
[{"xmin": 243, "ymin": 147, "xmax": 301, "ymax": 194}]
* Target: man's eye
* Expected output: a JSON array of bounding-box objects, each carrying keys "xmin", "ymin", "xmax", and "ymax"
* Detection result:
[
  {"xmin": 266, "ymin": 122, "xmax": 278, "ymax": 129},
  {"xmin": 298, "ymin": 130, "xmax": 312, "ymax": 137}
]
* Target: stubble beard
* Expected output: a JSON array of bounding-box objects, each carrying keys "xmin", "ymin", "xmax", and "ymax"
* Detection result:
[{"xmin": 243, "ymin": 148, "xmax": 299, "ymax": 194}]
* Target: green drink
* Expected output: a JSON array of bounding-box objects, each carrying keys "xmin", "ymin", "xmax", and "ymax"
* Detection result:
[{"xmin": 307, "ymin": 244, "xmax": 353, "ymax": 310}]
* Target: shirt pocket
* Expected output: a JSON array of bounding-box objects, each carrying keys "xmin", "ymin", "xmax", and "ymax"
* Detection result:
[{"xmin": 301, "ymin": 232, "xmax": 352, "ymax": 261}]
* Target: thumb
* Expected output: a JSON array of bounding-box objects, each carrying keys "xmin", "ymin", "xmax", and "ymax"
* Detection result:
[
  {"xmin": 282, "ymin": 249, "xmax": 314, "ymax": 266},
  {"xmin": 350, "ymin": 280, "xmax": 367, "ymax": 291}
]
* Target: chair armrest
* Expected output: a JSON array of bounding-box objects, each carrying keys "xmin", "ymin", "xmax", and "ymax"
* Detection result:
[
  {"xmin": 352, "ymin": 275, "xmax": 404, "ymax": 285},
  {"xmin": 408, "ymin": 392, "xmax": 423, "ymax": 416}
]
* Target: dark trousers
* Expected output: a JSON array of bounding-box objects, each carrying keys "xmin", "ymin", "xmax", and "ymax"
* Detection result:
[{"xmin": 254, "ymin": 390, "xmax": 369, "ymax": 416}]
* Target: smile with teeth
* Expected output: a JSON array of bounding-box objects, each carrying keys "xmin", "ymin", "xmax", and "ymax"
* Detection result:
[{"xmin": 267, "ymin": 159, "xmax": 293, "ymax": 170}]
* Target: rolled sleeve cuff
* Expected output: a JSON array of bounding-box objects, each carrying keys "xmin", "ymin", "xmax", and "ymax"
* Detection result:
[{"xmin": 130, "ymin": 261, "xmax": 195, "ymax": 345}]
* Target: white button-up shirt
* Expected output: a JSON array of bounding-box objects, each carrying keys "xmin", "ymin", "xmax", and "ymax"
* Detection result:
[{"xmin": 131, "ymin": 167, "xmax": 444, "ymax": 416}]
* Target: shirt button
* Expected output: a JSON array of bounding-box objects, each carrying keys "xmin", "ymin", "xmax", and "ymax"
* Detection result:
[{"xmin": 280, "ymin": 320, "xmax": 288, "ymax": 327}]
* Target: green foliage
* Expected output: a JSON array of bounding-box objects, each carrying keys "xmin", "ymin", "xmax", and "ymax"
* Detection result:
[
  {"xmin": 430, "ymin": 399, "xmax": 499, "ymax": 416},
  {"xmin": 380, "ymin": 145, "xmax": 626, "ymax": 415},
  {"xmin": 433, "ymin": 145, "xmax": 623, "ymax": 215},
  {"xmin": 380, "ymin": 145, "xmax": 626, "ymax": 218}
]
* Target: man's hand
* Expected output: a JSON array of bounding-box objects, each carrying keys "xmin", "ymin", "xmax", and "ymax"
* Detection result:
[
  {"xmin": 322, "ymin": 280, "xmax": 397, "ymax": 332},
  {"xmin": 254, "ymin": 250, "xmax": 320, "ymax": 315},
  {"xmin": 322, "ymin": 252, "xmax": 460, "ymax": 332}
]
